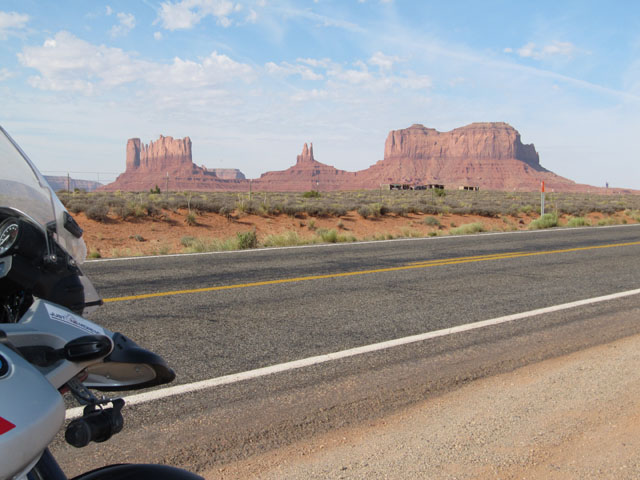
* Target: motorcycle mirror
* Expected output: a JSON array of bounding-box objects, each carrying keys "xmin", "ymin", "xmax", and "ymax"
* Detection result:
[
  {"xmin": 63, "ymin": 335, "xmax": 113, "ymax": 362},
  {"xmin": 84, "ymin": 332, "xmax": 175, "ymax": 392}
]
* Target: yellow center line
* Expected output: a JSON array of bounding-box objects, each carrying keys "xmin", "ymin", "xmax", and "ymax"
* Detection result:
[
  {"xmin": 406, "ymin": 251, "xmax": 526, "ymax": 265},
  {"xmin": 103, "ymin": 240, "xmax": 640, "ymax": 303}
]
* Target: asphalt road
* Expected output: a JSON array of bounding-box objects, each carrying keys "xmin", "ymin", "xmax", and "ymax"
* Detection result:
[{"xmin": 52, "ymin": 225, "xmax": 640, "ymax": 475}]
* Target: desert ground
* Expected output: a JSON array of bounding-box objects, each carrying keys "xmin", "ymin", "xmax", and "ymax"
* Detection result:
[{"xmin": 73, "ymin": 209, "xmax": 638, "ymax": 259}]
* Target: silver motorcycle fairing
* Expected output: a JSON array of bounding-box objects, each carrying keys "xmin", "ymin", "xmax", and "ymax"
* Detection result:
[
  {"xmin": 2, "ymin": 299, "xmax": 173, "ymax": 392},
  {"xmin": 0, "ymin": 343, "xmax": 65, "ymax": 480},
  {"xmin": 1, "ymin": 299, "xmax": 113, "ymax": 390}
]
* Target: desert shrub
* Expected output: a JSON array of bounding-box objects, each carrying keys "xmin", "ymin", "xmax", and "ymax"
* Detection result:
[
  {"xmin": 452, "ymin": 206, "xmax": 472, "ymax": 215},
  {"xmin": 235, "ymin": 198, "xmax": 256, "ymax": 214},
  {"xmin": 196, "ymin": 198, "xmax": 222, "ymax": 213},
  {"xmin": 303, "ymin": 203, "xmax": 325, "ymax": 217},
  {"xmin": 144, "ymin": 203, "xmax": 160, "ymax": 217},
  {"xmin": 370, "ymin": 203, "xmax": 388, "ymax": 217},
  {"xmin": 567, "ymin": 217, "xmax": 590, "ymax": 227},
  {"xmin": 528, "ymin": 213, "xmax": 558, "ymax": 230},
  {"xmin": 262, "ymin": 231, "xmax": 308, "ymax": 247},
  {"xmin": 283, "ymin": 202, "xmax": 302, "ymax": 218},
  {"xmin": 328, "ymin": 204, "xmax": 348, "ymax": 217},
  {"xmin": 357, "ymin": 206, "xmax": 372, "ymax": 219},
  {"xmin": 236, "ymin": 230, "xmax": 258, "ymax": 249},
  {"xmin": 316, "ymin": 228, "xmax": 338, "ymax": 243},
  {"xmin": 400, "ymin": 228, "xmax": 422, "ymax": 238},
  {"xmin": 66, "ymin": 198, "xmax": 90, "ymax": 214},
  {"xmin": 597, "ymin": 217, "xmax": 618, "ymax": 226},
  {"xmin": 185, "ymin": 212, "xmax": 197, "ymax": 226},
  {"xmin": 390, "ymin": 205, "xmax": 408, "ymax": 217},
  {"xmin": 302, "ymin": 190, "xmax": 321, "ymax": 198},
  {"xmin": 180, "ymin": 236, "xmax": 196, "ymax": 247},
  {"xmin": 519, "ymin": 204, "xmax": 535, "ymax": 215},
  {"xmin": 219, "ymin": 206, "xmax": 233, "ymax": 220},
  {"xmin": 86, "ymin": 202, "xmax": 110, "ymax": 222},
  {"xmin": 336, "ymin": 233, "xmax": 357, "ymax": 242},
  {"xmin": 450, "ymin": 222, "xmax": 485, "ymax": 235},
  {"xmin": 424, "ymin": 216, "xmax": 441, "ymax": 226},
  {"xmin": 434, "ymin": 188, "xmax": 446, "ymax": 197},
  {"xmin": 421, "ymin": 205, "xmax": 440, "ymax": 215},
  {"xmin": 599, "ymin": 205, "xmax": 617, "ymax": 215}
]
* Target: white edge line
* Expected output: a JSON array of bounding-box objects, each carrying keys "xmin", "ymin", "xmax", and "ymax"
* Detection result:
[
  {"xmin": 85, "ymin": 223, "xmax": 640, "ymax": 263},
  {"xmin": 66, "ymin": 287, "xmax": 640, "ymax": 420}
]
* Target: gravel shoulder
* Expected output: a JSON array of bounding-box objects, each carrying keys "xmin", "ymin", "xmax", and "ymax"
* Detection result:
[{"xmin": 207, "ymin": 332, "xmax": 640, "ymax": 480}]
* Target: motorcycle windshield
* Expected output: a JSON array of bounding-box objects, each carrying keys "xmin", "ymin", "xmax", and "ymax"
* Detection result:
[{"xmin": 0, "ymin": 126, "xmax": 101, "ymax": 312}]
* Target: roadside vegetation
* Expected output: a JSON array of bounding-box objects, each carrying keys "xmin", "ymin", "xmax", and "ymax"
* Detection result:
[
  {"xmin": 56, "ymin": 189, "xmax": 640, "ymax": 257},
  {"xmin": 58, "ymin": 189, "xmax": 640, "ymax": 220}
]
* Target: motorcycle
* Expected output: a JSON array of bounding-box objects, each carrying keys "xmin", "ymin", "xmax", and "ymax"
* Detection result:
[{"xmin": 0, "ymin": 126, "xmax": 203, "ymax": 480}]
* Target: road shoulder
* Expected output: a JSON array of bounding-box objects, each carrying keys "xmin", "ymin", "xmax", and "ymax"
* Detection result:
[{"xmin": 207, "ymin": 332, "xmax": 640, "ymax": 480}]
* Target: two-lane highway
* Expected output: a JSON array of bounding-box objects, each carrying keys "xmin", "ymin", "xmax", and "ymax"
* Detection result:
[{"xmin": 53, "ymin": 225, "xmax": 640, "ymax": 475}]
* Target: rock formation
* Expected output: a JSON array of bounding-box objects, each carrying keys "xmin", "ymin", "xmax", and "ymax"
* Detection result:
[
  {"xmin": 101, "ymin": 124, "xmax": 615, "ymax": 193},
  {"xmin": 204, "ymin": 168, "xmax": 245, "ymax": 180},
  {"xmin": 359, "ymin": 122, "xmax": 574, "ymax": 191},
  {"xmin": 45, "ymin": 176, "xmax": 102, "ymax": 192},
  {"xmin": 103, "ymin": 136, "xmax": 248, "ymax": 192},
  {"xmin": 252, "ymin": 143, "xmax": 363, "ymax": 191},
  {"xmin": 126, "ymin": 136, "xmax": 193, "ymax": 172}
]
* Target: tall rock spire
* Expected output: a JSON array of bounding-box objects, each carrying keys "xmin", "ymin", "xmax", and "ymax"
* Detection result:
[{"xmin": 296, "ymin": 142, "xmax": 315, "ymax": 164}]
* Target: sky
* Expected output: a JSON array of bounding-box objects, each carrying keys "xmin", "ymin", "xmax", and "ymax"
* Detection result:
[{"xmin": 1, "ymin": 0, "xmax": 639, "ymax": 188}]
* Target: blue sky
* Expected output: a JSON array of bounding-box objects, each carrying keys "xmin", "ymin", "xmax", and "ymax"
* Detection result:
[{"xmin": 1, "ymin": 0, "xmax": 639, "ymax": 188}]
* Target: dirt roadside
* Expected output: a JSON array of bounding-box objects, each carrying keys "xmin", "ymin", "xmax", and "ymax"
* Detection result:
[
  {"xmin": 74, "ymin": 209, "xmax": 637, "ymax": 259},
  {"xmin": 206, "ymin": 332, "xmax": 640, "ymax": 480}
]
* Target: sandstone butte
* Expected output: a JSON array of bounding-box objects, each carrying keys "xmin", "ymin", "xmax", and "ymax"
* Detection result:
[{"xmin": 100, "ymin": 123, "xmax": 621, "ymax": 193}]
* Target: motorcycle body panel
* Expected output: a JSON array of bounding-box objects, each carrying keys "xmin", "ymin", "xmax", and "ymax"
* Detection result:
[{"xmin": 0, "ymin": 344, "xmax": 65, "ymax": 480}]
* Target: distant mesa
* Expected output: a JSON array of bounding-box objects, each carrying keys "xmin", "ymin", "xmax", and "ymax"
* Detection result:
[
  {"xmin": 102, "ymin": 135, "xmax": 247, "ymax": 191},
  {"xmin": 101, "ymin": 123, "xmax": 616, "ymax": 193},
  {"xmin": 45, "ymin": 176, "xmax": 102, "ymax": 192}
]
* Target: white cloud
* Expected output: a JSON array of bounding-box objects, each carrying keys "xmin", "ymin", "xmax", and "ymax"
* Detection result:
[
  {"xmin": 17, "ymin": 31, "xmax": 253, "ymax": 95},
  {"xmin": 330, "ymin": 64, "xmax": 373, "ymax": 85},
  {"xmin": 266, "ymin": 61, "xmax": 323, "ymax": 81},
  {"xmin": 154, "ymin": 31, "xmax": 163, "ymax": 40},
  {"xmin": 397, "ymin": 71, "xmax": 431, "ymax": 89},
  {"xmin": 369, "ymin": 51, "xmax": 399, "ymax": 70},
  {"xmin": 246, "ymin": 9, "xmax": 257, "ymax": 23},
  {"xmin": 514, "ymin": 41, "xmax": 577, "ymax": 60},
  {"xmin": 0, "ymin": 68, "xmax": 13, "ymax": 81},
  {"xmin": 151, "ymin": 51, "xmax": 254, "ymax": 89},
  {"xmin": 110, "ymin": 12, "xmax": 136, "ymax": 37},
  {"xmin": 0, "ymin": 11, "xmax": 29, "ymax": 39},
  {"xmin": 267, "ymin": 56, "xmax": 430, "ymax": 93},
  {"xmin": 158, "ymin": 0, "xmax": 237, "ymax": 30},
  {"xmin": 105, "ymin": 6, "xmax": 113, "ymax": 16},
  {"xmin": 291, "ymin": 88, "xmax": 328, "ymax": 102},
  {"xmin": 280, "ymin": 8, "xmax": 364, "ymax": 33},
  {"xmin": 297, "ymin": 58, "xmax": 331, "ymax": 68}
]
